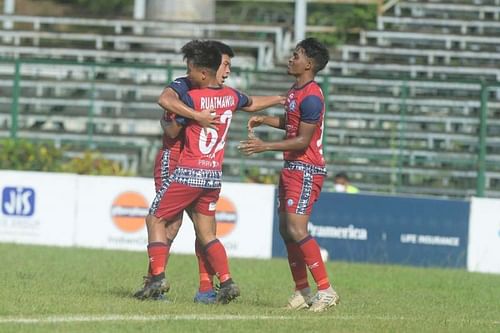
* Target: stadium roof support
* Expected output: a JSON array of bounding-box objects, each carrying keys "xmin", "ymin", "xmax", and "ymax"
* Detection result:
[
  {"xmin": 295, "ymin": 0, "xmax": 307, "ymax": 43},
  {"xmin": 3, "ymin": 0, "xmax": 14, "ymax": 30}
]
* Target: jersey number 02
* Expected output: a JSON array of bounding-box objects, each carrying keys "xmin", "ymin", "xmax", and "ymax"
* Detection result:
[{"xmin": 198, "ymin": 110, "xmax": 233, "ymax": 156}]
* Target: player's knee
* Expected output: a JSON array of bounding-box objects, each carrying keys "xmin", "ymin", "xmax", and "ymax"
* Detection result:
[
  {"xmin": 146, "ymin": 213, "xmax": 162, "ymax": 227},
  {"xmin": 286, "ymin": 224, "xmax": 308, "ymax": 242},
  {"xmin": 165, "ymin": 220, "xmax": 182, "ymax": 239},
  {"xmin": 279, "ymin": 224, "xmax": 290, "ymax": 240},
  {"xmin": 145, "ymin": 214, "xmax": 154, "ymax": 227}
]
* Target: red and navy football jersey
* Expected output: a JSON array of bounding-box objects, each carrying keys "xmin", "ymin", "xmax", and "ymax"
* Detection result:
[
  {"xmin": 283, "ymin": 80, "xmax": 326, "ymax": 167},
  {"xmin": 159, "ymin": 76, "xmax": 193, "ymax": 153},
  {"xmin": 171, "ymin": 86, "xmax": 249, "ymax": 188}
]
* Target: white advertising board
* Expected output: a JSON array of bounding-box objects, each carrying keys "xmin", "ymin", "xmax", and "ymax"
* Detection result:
[
  {"xmin": 74, "ymin": 175, "xmax": 153, "ymax": 251},
  {"xmin": 1, "ymin": 171, "xmax": 276, "ymax": 259},
  {"xmin": 467, "ymin": 197, "xmax": 500, "ymax": 274},
  {"xmin": 0, "ymin": 170, "xmax": 77, "ymax": 246},
  {"xmin": 172, "ymin": 183, "xmax": 275, "ymax": 259}
]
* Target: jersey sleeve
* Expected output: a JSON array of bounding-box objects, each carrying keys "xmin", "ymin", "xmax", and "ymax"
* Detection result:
[
  {"xmin": 299, "ymin": 95, "xmax": 323, "ymax": 123},
  {"xmin": 231, "ymin": 89, "xmax": 250, "ymax": 109},
  {"xmin": 167, "ymin": 77, "xmax": 192, "ymax": 97},
  {"xmin": 174, "ymin": 93, "xmax": 194, "ymax": 125}
]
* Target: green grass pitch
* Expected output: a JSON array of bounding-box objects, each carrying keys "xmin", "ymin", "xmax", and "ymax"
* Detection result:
[{"xmin": 0, "ymin": 243, "xmax": 499, "ymax": 332}]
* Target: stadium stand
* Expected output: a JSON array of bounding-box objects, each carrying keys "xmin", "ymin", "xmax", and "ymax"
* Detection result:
[
  {"xmin": 322, "ymin": 0, "xmax": 500, "ymax": 197},
  {"xmin": 0, "ymin": 14, "xmax": 287, "ymax": 68},
  {"xmin": 1, "ymin": 0, "xmax": 500, "ymax": 198},
  {"xmin": 0, "ymin": 12, "xmax": 290, "ymax": 176}
]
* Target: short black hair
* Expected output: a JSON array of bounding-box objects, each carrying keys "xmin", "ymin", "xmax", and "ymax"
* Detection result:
[
  {"xmin": 334, "ymin": 172, "xmax": 349, "ymax": 181},
  {"xmin": 296, "ymin": 37, "xmax": 329, "ymax": 73},
  {"xmin": 209, "ymin": 40, "xmax": 234, "ymax": 58},
  {"xmin": 181, "ymin": 40, "xmax": 221, "ymax": 73}
]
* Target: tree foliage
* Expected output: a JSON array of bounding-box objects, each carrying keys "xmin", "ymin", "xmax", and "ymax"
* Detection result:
[
  {"xmin": 52, "ymin": 0, "xmax": 134, "ymax": 17},
  {"xmin": 308, "ymin": 4, "xmax": 377, "ymax": 46},
  {"xmin": 216, "ymin": 1, "xmax": 377, "ymax": 47}
]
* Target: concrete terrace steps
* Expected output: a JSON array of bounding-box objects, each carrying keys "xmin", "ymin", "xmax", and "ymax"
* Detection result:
[
  {"xmin": 394, "ymin": 1, "xmax": 500, "ymax": 20},
  {"xmin": 379, "ymin": 15, "xmax": 500, "ymax": 35},
  {"xmin": 329, "ymin": 59, "xmax": 500, "ymax": 81},
  {"xmin": 340, "ymin": 44, "xmax": 500, "ymax": 67}
]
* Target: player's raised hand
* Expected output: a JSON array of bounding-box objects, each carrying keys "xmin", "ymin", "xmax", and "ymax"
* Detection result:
[
  {"xmin": 247, "ymin": 115, "xmax": 265, "ymax": 137},
  {"xmin": 194, "ymin": 108, "xmax": 220, "ymax": 129},
  {"xmin": 238, "ymin": 137, "xmax": 266, "ymax": 156}
]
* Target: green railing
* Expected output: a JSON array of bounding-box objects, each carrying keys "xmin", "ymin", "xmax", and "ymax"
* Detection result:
[
  {"xmin": 3, "ymin": 57, "xmax": 499, "ymax": 197},
  {"xmin": 3, "ymin": 57, "xmax": 178, "ymax": 147}
]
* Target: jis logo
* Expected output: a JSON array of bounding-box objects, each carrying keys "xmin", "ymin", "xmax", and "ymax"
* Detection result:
[
  {"xmin": 2, "ymin": 187, "xmax": 35, "ymax": 216},
  {"xmin": 288, "ymin": 99, "xmax": 297, "ymax": 112}
]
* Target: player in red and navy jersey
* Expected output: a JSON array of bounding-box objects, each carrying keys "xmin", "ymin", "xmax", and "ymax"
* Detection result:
[
  {"xmin": 134, "ymin": 41, "xmax": 283, "ymax": 303},
  {"xmin": 239, "ymin": 38, "xmax": 340, "ymax": 312},
  {"xmin": 133, "ymin": 41, "xmax": 218, "ymax": 302},
  {"xmin": 146, "ymin": 41, "xmax": 246, "ymax": 304},
  {"xmin": 138, "ymin": 41, "xmax": 279, "ymax": 304}
]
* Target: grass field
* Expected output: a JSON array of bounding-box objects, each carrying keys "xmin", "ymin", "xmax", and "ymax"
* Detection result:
[{"xmin": 0, "ymin": 243, "xmax": 499, "ymax": 333}]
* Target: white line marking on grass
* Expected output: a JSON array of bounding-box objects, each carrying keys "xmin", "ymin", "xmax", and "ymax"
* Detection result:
[
  {"xmin": 0, "ymin": 314, "xmax": 498, "ymax": 325},
  {"xmin": 0, "ymin": 314, "xmax": 293, "ymax": 324}
]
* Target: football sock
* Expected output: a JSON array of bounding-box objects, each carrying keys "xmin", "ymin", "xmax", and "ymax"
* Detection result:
[
  {"xmin": 285, "ymin": 241, "xmax": 309, "ymax": 290},
  {"xmin": 195, "ymin": 238, "xmax": 215, "ymax": 292},
  {"xmin": 204, "ymin": 239, "xmax": 231, "ymax": 284},
  {"xmin": 298, "ymin": 235, "xmax": 331, "ymax": 291},
  {"xmin": 147, "ymin": 238, "xmax": 173, "ymax": 277},
  {"xmin": 147, "ymin": 242, "xmax": 169, "ymax": 277}
]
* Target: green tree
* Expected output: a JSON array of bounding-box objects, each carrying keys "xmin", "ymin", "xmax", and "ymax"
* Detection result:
[
  {"xmin": 308, "ymin": 4, "xmax": 377, "ymax": 47},
  {"xmin": 52, "ymin": 0, "xmax": 134, "ymax": 17}
]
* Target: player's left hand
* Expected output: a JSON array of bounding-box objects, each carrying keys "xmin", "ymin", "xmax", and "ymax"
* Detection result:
[{"xmin": 238, "ymin": 138, "xmax": 266, "ymax": 156}]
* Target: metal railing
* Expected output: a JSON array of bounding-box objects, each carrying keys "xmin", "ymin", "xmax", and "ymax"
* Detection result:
[{"xmin": 2, "ymin": 57, "xmax": 500, "ymax": 198}]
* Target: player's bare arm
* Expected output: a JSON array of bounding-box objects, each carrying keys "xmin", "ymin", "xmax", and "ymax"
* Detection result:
[
  {"xmin": 241, "ymin": 95, "xmax": 286, "ymax": 112},
  {"xmin": 247, "ymin": 115, "xmax": 285, "ymax": 132},
  {"xmin": 158, "ymin": 87, "xmax": 220, "ymax": 128},
  {"xmin": 239, "ymin": 121, "xmax": 316, "ymax": 156}
]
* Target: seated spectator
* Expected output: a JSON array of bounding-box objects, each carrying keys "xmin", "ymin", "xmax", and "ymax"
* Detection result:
[{"xmin": 333, "ymin": 172, "xmax": 359, "ymax": 194}]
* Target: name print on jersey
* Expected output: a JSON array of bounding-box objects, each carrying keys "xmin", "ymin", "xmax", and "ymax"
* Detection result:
[{"xmin": 200, "ymin": 95, "xmax": 235, "ymax": 109}]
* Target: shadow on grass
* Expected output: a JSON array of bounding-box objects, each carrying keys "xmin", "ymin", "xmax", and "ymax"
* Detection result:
[{"xmin": 109, "ymin": 287, "xmax": 135, "ymax": 299}]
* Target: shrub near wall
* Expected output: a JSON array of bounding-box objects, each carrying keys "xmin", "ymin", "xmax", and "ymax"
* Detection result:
[
  {"xmin": 0, "ymin": 139, "xmax": 130, "ymax": 176},
  {"xmin": 0, "ymin": 139, "xmax": 64, "ymax": 172}
]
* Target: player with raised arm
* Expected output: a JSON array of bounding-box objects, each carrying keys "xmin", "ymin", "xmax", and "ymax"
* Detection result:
[
  {"xmin": 138, "ymin": 41, "xmax": 274, "ymax": 304},
  {"xmin": 238, "ymin": 38, "xmax": 340, "ymax": 312},
  {"xmin": 134, "ymin": 40, "xmax": 284, "ymax": 303},
  {"xmin": 133, "ymin": 40, "xmax": 215, "ymax": 301}
]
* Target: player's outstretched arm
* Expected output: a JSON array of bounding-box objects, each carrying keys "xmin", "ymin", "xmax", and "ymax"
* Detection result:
[
  {"xmin": 247, "ymin": 115, "xmax": 285, "ymax": 132},
  {"xmin": 241, "ymin": 95, "xmax": 285, "ymax": 112},
  {"xmin": 239, "ymin": 121, "xmax": 315, "ymax": 156},
  {"xmin": 158, "ymin": 87, "xmax": 219, "ymax": 128}
]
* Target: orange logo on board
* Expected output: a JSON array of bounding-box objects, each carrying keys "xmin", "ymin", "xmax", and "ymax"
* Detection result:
[
  {"xmin": 215, "ymin": 197, "xmax": 237, "ymax": 238},
  {"xmin": 111, "ymin": 192, "xmax": 148, "ymax": 233}
]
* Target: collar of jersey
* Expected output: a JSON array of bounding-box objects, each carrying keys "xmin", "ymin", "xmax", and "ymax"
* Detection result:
[
  {"xmin": 293, "ymin": 80, "xmax": 316, "ymax": 91},
  {"xmin": 206, "ymin": 85, "xmax": 223, "ymax": 90}
]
